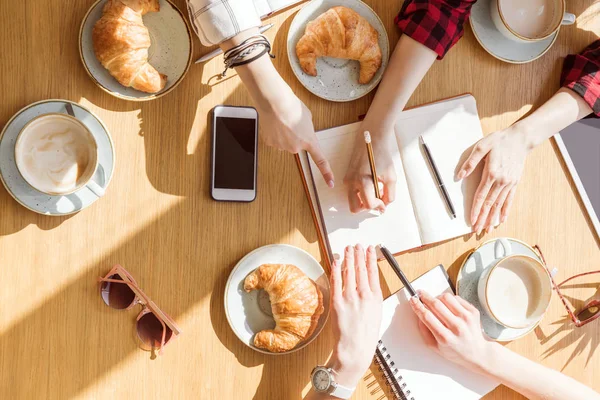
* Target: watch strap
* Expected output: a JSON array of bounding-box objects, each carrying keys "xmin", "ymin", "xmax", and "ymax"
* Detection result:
[{"xmin": 330, "ymin": 382, "xmax": 354, "ymax": 399}]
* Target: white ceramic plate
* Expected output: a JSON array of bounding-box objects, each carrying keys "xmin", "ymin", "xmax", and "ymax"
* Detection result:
[
  {"xmin": 470, "ymin": 0, "xmax": 557, "ymax": 64},
  {"xmin": 79, "ymin": 0, "xmax": 193, "ymax": 101},
  {"xmin": 0, "ymin": 100, "xmax": 115, "ymax": 216},
  {"xmin": 456, "ymin": 238, "xmax": 545, "ymax": 342},
  {"xmin": 287, "ymin": 0, "xmax": 390, "ymax": 102},
  {"xmin": 225, "ymin": 244, "xmax": 330, "ymax": 355}
]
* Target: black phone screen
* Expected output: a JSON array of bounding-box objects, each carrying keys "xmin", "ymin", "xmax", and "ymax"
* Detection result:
[{"xmin": 214, "ymin": 116, "xmax": 257, "ymax": 190}]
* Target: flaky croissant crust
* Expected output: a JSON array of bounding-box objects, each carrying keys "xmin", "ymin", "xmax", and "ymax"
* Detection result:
[{"xmin": 244, "ymin": 264, "xmax": 324, "ymax": 352}]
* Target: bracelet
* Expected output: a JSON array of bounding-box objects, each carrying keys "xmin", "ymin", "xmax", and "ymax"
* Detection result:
[{"xmin": 222, "ymin": 34, "xmax": 275, "ymax": 77}]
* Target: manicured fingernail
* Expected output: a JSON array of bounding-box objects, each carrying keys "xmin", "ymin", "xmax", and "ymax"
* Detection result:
[
  {"xmin": 327, "ymin": 180, "xmax": 334, "ymax": 188},
  {"xmin": 456, "ymin": 170, "xmax": 466, "ymax": 180},
  {"xmin": 501, "ymin": 216, "xmax": 507, "ymax": 223},
  {"xmin": 486, "ymin": 226, "xmax": 492, "ymax": 234}
]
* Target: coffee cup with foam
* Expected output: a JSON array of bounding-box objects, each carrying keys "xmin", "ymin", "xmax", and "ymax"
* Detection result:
[
  {"xmin": 15, "ymin": 113, "xmax": 105, "ymax": 197},
  {"xmin": 490, "ymin": 0, "xmax": 575, "ymax": 43},
  {"xmin": 477, "ymin": 238, "xmax": 553, "ymax": 329}
]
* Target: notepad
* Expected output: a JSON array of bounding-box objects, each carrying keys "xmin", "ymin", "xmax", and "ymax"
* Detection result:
[
  {"xmin": 297, "ymin": 94, "xmax": 484, "ymax": 261},
  {"xmin": 253, "ymin": 0, "xmax": 303, "ymax": 18},
  {"xmin": 375, "ymin": 265, "xmax": 499, "ymax": 399}
]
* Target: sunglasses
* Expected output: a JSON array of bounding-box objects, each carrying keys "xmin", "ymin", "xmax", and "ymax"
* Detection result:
[
  {"xmin": 535, "ymin": 245, "xmax": 600, "ymax": 327},
  {"xmin": 98, "ymin": 265, "xmax": 181, "ymax": 355}
]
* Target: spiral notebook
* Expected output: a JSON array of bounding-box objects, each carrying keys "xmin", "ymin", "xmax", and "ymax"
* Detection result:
[
  {"xmin": 296, "ymin": 94, "xmax": 484, "ymax": 265},
  {"xmin": 374, "ymin": 265, "xmax": 499, "ymax": 400}
]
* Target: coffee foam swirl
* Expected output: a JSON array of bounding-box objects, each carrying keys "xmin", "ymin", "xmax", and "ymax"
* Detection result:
[{"xmin": 16, "ymin": 115, "xmax": 97, "ymax": 194}]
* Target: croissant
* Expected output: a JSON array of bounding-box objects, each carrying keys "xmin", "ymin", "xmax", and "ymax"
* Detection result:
[
  {"xmin": 296, "ymin": 6, "xmax": 382, "ymax": 84},
  {"xmin": 93, "ymin": 0, "xmax": 167, "ymax": 93},
  {"xmin": 244, "ymin": 264, "xmax": 324, "ymax": 352}
]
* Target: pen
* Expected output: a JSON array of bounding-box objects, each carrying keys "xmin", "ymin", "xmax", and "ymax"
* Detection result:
[
  {"xmin": 378, "ymin": 244, "xmax": 418, "ymax": 298},
  {"xmin": 195, "ymin": 24, "xmax": 275, "ymax": 64},
  {"xmin": 419, "ymin": 135, "xmax": 456, "ymax": 219},
  {"xmin": 364, "ymin": 131, "xmax": 381, "ymax": 199}
]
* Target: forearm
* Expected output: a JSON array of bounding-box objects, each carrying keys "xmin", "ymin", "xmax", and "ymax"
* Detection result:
[
  {"xmin": 514, "ymin": 88, "xmax": 593, "ymax": 150},
  {"xmin": 481, "ymin": 344, "xmax": 600, "ymax": 400},
  {"xmin": 361, "ymin": 35, "xmax": 437, "ymax": 137},
  {"xmin": 220, "ymin": 28, "xmax": 291, "ymax": 111}
]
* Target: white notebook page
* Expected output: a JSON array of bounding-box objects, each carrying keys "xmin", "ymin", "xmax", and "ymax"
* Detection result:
[
  {"xmin": 253, "ymin": 0, "xmax": 303, "ymax": 18},
  {"xmin": 395, "ymin": 95, "xmax": 483, "ymax": 244},
  {"xmin": 308, "ymin": 123, "xmax": 421, "ymax": 257},
  {"xmin": 379, "ymin": 266, "xmax": 499, "ymax": 400}
]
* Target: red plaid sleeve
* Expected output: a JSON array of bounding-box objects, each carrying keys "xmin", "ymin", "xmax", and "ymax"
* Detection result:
[
  {"xmin": 395, "ymin": 0, "xmax": 477, "ymax": 59},
  {"xmin": 560, "ymin": 40, "xmax": 600, "ymax": 116}
]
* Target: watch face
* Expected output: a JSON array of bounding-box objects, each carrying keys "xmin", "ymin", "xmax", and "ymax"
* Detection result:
[{"xmin": 312, "ymin": 369, "xmax": 331, "ymax": 391}]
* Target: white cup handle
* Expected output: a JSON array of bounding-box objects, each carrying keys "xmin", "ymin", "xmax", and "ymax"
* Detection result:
[
  {"xmin": 86, "ymin": 180, "xmax": 105, "ymax": 197},
  {"xmin": 562, "ymin": 12, "xmax": 576, "ymax": 26},
  {"xmin": 494, "ymin": 238, "xmax": 512, "ymax": 259}
]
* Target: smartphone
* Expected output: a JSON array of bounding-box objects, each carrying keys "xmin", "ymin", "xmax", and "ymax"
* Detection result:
[{"xmin": 210, "ymin": 105, "xmax": 258, "ymax": 202}]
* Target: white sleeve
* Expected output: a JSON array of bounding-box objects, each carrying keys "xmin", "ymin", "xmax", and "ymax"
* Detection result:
[{"xmin": 186, "ymin": 0, "xmax": 261, "ymax": 47}]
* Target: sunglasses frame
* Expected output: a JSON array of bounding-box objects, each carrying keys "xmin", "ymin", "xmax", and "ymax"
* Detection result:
[
  {"xmin": 534, "ymin": 245, "xmax": 600, "ymax": 327},
  {"xmin": 98, "ymin": 264, "xmax": 181, "ymax": 355}
]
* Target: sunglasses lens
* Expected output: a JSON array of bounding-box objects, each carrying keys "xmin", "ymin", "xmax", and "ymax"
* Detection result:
[
  {"xmin": 577, "ymin": 304, "xmax": 600, "ymax": 323},
  {"xmin": 137, "ymin": 312, "xmax": 173, "ymax": 349},
  {"xmin": 100, "ymin": 274, "xmax": 136, "ymax": 309}
]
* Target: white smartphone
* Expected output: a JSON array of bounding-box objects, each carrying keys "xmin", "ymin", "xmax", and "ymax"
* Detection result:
[{"xmin": 210, "ymin": 105, "xmax": 258, "ymax": 202}]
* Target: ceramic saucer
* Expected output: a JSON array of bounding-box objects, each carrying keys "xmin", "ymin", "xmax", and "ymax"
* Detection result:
[
  {"xmin": 469, "ymin": 0, "xmax": 557, "ymax": 64},
  {"xmin": 225, "ymin": 244, "xmax": 330, "ymax": 355},
  {"xmin": 79, "ymin": 0, "xmax": 193, "ymax": 101},
  {"xmin": 456, "ymin": 238, "xmax": 544, "ymax": 341},
  {"xmin": 0, "ymin": 99, "xmax": 115, "ymax": 216},
  {"xmin": 287, "ymin": 0, "xmax": 390, "ymax": 102}
]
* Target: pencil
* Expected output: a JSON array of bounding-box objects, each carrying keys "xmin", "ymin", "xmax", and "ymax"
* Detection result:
[
  {"xmin": 364, "ymin": 131, "xmax": 381, "ymax": 199},
  {"xmin": 419, "ymin": 135, "xmax": 456, "ymax": 219}
]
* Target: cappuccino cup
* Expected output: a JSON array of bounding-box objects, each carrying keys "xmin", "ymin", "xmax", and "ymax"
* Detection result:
[
  {"xmin": 491, "ymin": 0, "xmax": 575, "ymax": 43},
  {"xmin": 15, "ymin": 113, "xmax": 105, "ymax": 197},
  {"xmin": 477, "ymin": 239, "xmax": 552, "ymax": 329}
]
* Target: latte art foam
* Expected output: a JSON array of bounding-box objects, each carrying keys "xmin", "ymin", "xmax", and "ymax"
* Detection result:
[
  {"xmin": 486, "ymin": 258, "xmax": 543, "ymax": 327},
  {"xmin": 16, "ymin": 115, "xmax": 97, "ymax": 194}
]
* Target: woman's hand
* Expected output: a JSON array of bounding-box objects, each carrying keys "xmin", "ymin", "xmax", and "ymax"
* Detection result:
[
  {"xmin": 257, "ymin": 90, "xmax": 335, "ymax": 187},
  {"xmin": 456, "ymin": 126, "xmax": 531, "ymax": 234},
  {"xmin": 343, "ymin": 127, "xmax": 397, "ymax": 213},
  {"xmin": 409, "ymin": 290, "xmax": 498, "ymax": 374},
  {"xmin": 327, "ymin": 245, "xmax": 383, "ymax": 388}
]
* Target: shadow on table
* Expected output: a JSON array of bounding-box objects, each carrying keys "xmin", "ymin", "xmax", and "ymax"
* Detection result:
[{"xmin": 537, "ymin": 284, "xmax": 600, "ymax": 371}]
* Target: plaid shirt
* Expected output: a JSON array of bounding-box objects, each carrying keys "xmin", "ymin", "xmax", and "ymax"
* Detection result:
[
  {"xmin": 561, "ymin": 40, "xmax": 600, "ymax": 116},
  {"xmin": 396, "ymin": 0, "xmax": 600, "ymax": 116}
]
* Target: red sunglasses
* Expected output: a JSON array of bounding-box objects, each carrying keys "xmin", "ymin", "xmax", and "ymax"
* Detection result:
[
  {"xmin": 535, "ymin": 245, "xmax": 600, "ymax": 327},
  {"xmin": 98, "ymin": 265, "xmax": 181, "ymax": 355}
]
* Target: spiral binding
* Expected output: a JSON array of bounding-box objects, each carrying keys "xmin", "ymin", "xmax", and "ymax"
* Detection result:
[{"xmin": 374, "ymin": 340, "xmax": 415, "ymax": 400}]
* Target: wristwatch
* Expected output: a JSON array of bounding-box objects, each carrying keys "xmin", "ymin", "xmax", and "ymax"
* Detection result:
[{"xmin": 310, "ymin": 366, "xmax": 355, "ymax": 399}]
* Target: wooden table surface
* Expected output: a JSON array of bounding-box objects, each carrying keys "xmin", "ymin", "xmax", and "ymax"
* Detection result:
[{"xmin": 0, "ymin": 1, "xmax": 599, "ymax": 399}]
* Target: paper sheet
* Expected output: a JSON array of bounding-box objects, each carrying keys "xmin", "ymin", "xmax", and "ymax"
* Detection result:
[{"xmin": 308, "ymin": 123, "xmax": 421, "ymax": 257}]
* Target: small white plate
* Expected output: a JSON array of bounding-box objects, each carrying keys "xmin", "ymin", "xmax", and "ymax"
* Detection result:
[
  {"xmin": 79, "ymin": 0, "xmax": 193, "ymax": 101},
  {"xmin": 457, "ymin": 238, "xmax": 545, "ymax": 342},
  {"xmin": 470, "ymin": 0, "xmax": 557, "ymax": 64},
  {"xmin": 225, "ymin": 244, "xmax": 330, "ymax": 355},
  {"xmin": 287, "ymin": 0, "xmax": 390, "ymax": 102},
  {"xmin": 0, "ymin": 99, "xmax": 115, "ymax": 216}
]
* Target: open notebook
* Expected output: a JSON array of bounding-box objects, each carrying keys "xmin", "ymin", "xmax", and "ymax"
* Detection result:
[
  {"xmin": 253, "ymin": 0, "xmax": 303, "ymax": 18},
  {"xmin": 375, "ymin": 265, "xmax": 499, "ymax": 399},
  {"xmin": 297, "ymin": 94, "xmax": 484, "ymax": 263}
]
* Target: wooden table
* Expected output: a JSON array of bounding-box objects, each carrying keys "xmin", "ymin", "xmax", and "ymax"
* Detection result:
[{"xmin": 0, "ymin": 1, "xmax": 598, "ymax": 399}]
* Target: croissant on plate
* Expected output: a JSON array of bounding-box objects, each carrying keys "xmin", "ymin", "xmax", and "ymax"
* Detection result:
[
  {"xmin": 93, "ymin": 0, "xmax": 167, "ymax": 93},
  {"xmin": 244, "ymin": 264, "xmax": 324, "ymax": 353},
  {"xmin": 296, "ymin": 6, "xmax": 382, "ymax": 84}
]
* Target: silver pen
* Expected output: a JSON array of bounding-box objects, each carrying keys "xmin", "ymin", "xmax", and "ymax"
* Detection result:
[{"xmin": 194, "ymin": 24, "xmax": 275, "ymax": 64}]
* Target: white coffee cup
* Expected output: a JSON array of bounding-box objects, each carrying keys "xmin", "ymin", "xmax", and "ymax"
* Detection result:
[
  {"xmin": 15, "ymin": 113, "xmax": 105, "ymax": 197},
  {"xmin": 491, "ymin": 0, "xmax": 575, "ymax": 43},
  {"xmin": 477, "ymin": 238, "xmax": 553, "ymax": 329}
]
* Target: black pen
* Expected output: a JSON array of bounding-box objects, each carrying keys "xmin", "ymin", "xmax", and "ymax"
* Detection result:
[
  {"xmin": 419, "ymin": 135, "xmax": 456, "ymax": 219},
  {"xmin": 377, "ymin": 244, "xmax": 418, "ymax": 298}
]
